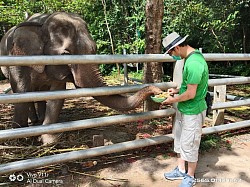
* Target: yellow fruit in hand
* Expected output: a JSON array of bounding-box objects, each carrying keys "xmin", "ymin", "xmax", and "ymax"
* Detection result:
[{"xmin": 154, "ymin": 92, "xmax": 169, "ymax": 98}]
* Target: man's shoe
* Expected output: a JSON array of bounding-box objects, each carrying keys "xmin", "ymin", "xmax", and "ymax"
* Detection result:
[
  {"xmin": 179, "ymin": 174, "xmax": 196, "ymax": 187},
  {"xmin": 164, "ymin": 167, "xmax": 186, "ymax": 180}
]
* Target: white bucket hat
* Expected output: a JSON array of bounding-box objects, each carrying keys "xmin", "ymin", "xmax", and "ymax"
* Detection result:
[{"xmin": 162, "ymin": 32, "xmax": 189, "ymax": 54}]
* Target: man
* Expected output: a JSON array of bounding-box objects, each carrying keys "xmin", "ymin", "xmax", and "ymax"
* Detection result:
[{"xmin": 162, "ymin": 32, "xmax": 209, "ymax": 187}]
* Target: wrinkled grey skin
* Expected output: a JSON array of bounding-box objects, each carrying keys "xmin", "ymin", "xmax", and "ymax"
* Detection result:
[{"xmin": 0, "ymin": 12, "xmax": 162, "ymax": 145}]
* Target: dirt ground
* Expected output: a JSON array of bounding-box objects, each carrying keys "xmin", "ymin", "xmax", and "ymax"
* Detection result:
[
  {"xmin": 78, "ymin": 135, "xmax": 250, "ymax": 187},
  {"xmin": 1, "ymin": 135, "xmax": 249, "ymax": 187},
  {"xmin": 0, "ymin": 80, "xmax": 250, "ymax": 187}
]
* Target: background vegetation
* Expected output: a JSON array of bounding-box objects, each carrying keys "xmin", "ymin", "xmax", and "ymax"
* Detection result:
[{"xmin": 0, "ymin": 0, "xmax": 250, "ymax": 77}]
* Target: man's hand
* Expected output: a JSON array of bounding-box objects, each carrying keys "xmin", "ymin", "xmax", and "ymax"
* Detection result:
[
  {"xmin": 161, "ymin": 95, "xmax": 175, "ymax": 105},
  {"xmin": 160, "ymin": 87, "xmax": 179, "ymax": 105},
  {"xmin": 161, "ymin": 84, "xmax": 197, "ymax": 105},
  {"xmin": 168, "ymin": 88, "xmax": 179, "ymax": 95}
]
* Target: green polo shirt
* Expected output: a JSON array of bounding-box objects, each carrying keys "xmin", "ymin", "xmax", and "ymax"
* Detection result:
[{"xmin": 177, "ymin": 50, "xmax": 209, "ymax": 115}]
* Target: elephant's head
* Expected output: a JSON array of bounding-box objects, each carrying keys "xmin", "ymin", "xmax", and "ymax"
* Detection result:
[
  {"xmin": 42, "ymin": 12, "xmax": 96, "ymax": 56},
  {"xmin": 9, "ymin": 12, "xmax": 162, "ymax": 111}
]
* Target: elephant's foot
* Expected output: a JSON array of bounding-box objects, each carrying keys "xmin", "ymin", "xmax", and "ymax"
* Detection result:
[
  {"xmin": 40, "ymin": 134, "xmax": 59, "ymax": 146},
  {"xmin": 28, "ymin": 117, "xmax": 38, "ymax": 125},
  {"xmin": 28, "ymin": 113, "xmax": 39, "ymax": 124},
  {"xmin": 28, "ymin": 119, "xmax": 39, "ymax": 126},
  {"xmin": 28, "ymin": 119, "xmax": 43, "ymax": 127},
  {"xmin": 12, "ymin": 122, "xmax": 28, "ymax": 128}
]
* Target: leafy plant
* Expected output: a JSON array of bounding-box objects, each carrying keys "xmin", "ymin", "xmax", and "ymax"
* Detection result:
[
  {"xmin": 200, "ymin": 134, "xmax": 232, "ymax": 152},
  {"xmin": 200, "ymin": 134, "xmax": 221, "ymax": 152}
]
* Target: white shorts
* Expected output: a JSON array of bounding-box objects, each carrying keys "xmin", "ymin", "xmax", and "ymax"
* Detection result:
[{"xmin": 173, "ymin": 109, "xmax": 206, "ymax": 162}]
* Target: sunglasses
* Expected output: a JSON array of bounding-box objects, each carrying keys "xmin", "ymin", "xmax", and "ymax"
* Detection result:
[{"xmin": 167, "ymin": 47, "xmax": 176, "ymax": 56}]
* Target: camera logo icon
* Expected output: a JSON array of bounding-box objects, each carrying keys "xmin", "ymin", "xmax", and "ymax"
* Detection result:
[{"xmin": 9, "ymin": 174, "xmax": 24, "ymax": 182}]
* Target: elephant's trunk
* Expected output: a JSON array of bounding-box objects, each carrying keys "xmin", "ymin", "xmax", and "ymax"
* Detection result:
[
  {"xmin": 71, "ymin": 64, "xmax": 163, "ymax": 111},
  {"xmin": 71, "ymin": 64, "xmax": 106, "ymax": 88},
  {"xmin": 94, "ymin": 85, "xmax": 162, "ymax": 111}
]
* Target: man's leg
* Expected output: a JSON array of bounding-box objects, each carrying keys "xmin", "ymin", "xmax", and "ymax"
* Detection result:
[
  {"xmin": 187, "ymin": 162, "xmax": 197, "ymax": 177},
  {"xmin": 177, "ymin": 154, "xmax": 186, "ymax": 173},
  {"xmin": 164, "ymin": 110, "xmax": 186, "ymax": 180},
  {"xmin": 178, "ymin": 110, "xmax": 206, "ymax": 186}
]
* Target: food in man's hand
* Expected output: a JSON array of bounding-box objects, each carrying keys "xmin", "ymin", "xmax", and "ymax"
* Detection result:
[
  {"xmin": 151, "ymin": 92, "xmax": 170, "ymax": 103},
  {"xmin": 154, "ymin": 92, "xmax": 170, "ymax": 98}
]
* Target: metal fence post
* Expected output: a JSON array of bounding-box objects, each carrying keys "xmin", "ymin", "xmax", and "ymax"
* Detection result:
[
  {"xmin": 172, "ymin": 59, "xmax": 184, "ymax": 126},
  {"xmin": 123, "ymin": 49, "xmax": 128, "ymax": 85},
  {"xmin": 212, "ymin": 85, "xmax": 227, "ymax": 126}
]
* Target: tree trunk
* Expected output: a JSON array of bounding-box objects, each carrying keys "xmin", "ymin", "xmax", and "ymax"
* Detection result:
[{"xmin": 143, "ymin": 0, "xmax": 164, "ymax": 111}]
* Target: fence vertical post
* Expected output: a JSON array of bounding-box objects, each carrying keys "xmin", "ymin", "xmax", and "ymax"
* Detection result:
[
  {"xmin": 123, "ymin": 49, "xmax": 128, "ymax": 85},
  {"xmin": 212, "ymin": 85, "xmax": 226, "ymax": 126},
  {"xmin": 173, "ymin": 60, "xmax": 184, "ymax": 87},
  {"xmin": 93, "ymin": 134, "xmax": 104, "ymax": 147},
  {"xmin": 172, "ymin": 59, "xmax": 184, "ymax": 126}
]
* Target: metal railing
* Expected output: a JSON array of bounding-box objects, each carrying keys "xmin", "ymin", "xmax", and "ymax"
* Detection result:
[
  {"xmin": 0, "ymin": 54, "xmax": 250, "ymax": 174},
  {"xmin": 1, "ymin": 53, "xmax": 250, "ymax": 66}
]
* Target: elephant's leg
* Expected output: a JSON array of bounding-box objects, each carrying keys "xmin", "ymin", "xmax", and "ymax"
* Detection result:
[
  {"xmin": 43, "ymin": 99, "xmax": 65, "ymax": 124},
  {"xmin": 9, "ymin": 67, "xmax": 32, "ymax": 128},
  {"xmin": 37, "ymin": 101, "xmax": 46, "ymax": 122},
  {"xmin": 13, "ymin": 103, "xmax": 30, "ymax": 128},
  {"xmin": 40, "ymin": 99, "xmax": 65, "ymax": 145},
  {"xmin": 28, "ymin": 102, "xmax": 39, "ymax": 125},
  {"xmin": 40, "ymin": 83, "xmax": 66, "ymax": 145}
]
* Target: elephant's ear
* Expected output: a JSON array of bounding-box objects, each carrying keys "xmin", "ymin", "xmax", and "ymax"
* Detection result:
[
  {"xmin": 74, "ymin": 15, "xmax": 96, "ymax": 54},
  {"xmin": 77, "ymin": 22, "xmax": 96, "ymax": 54},
  {"xmin": 11, "ymin": 25, "xmax": 45, "ymax": 73},
  {"xmin": 77, "ymin": 27, "xmax": 97, "ymax": 54}
]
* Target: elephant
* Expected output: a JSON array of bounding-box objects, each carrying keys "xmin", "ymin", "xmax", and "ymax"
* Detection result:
[
  {"xmin": 0, "ymin": 12, "xmax": 162, "ymax": 145},
  {"xmin": 1, "ymin": 68, "xmax": 47, "ymax": 125}
]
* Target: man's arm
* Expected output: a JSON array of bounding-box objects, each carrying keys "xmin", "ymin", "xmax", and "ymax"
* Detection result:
[{"xmin": 162, "ymin": 84, "xmax": 197, "ymax": 104}]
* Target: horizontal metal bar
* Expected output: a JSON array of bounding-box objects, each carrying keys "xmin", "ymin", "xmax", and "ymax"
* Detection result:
[
  {"xmin": 0, "ymin": 109, "xmax": 176, "ymax": 140},
  {"xmin": 0, "ymin": 134, "xmax": 174, "ymax": 175},
  {"xmin": 204, "ymin": 53, "xmax": 250, "ymax": 61},
  {"xmin": 1, "ymin": 77, "xmax": 249, "ymax": 105},
  {"xmin": 208, "ymin": 77, "xmax": 250, "ymax": 86},
  {"xmin": 0, "ymin": 54, "xmax": 174, "ymax": 66},
  {"xmin": 202, "ymin": 120, "xmax": 250, "ymax": 135},
  {"xmin": 0, "ymin": 119, "xmax": 249, "ymax": 175},
  {"xmin": 208, "ymin": 92, "xmax": 246, "ymax": 101},
  {"xmin": 212, "ymin": 99, "xmax": 250, "ymax": 110},
  {"xmin": 209, "ymin": 74, "xmax": 243, "ymax": 78},
  {"xmin": 0, "ymin": 53, "xmax": 250, "ymax": 66},
  {"xmin": 128, "ymin": 77, "xmax": 250, "ymax": 87},
  {"xmin": 1, "ymin": 77, "xmax": 249, "ymax": 104},
  {"xmin": 0, "ymin": 82, "xmax": 177, "ymax": 104}
]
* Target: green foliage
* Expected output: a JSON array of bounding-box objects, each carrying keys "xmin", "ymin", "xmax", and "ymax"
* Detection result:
[
  {"xmin": 162, "ymin": 0, "xmax": 243, "ymax": 53},
  {"xmin": 0, "ymin": 0, "xmax": 147, "ymax": 55},
  {"xmin": 99, "ymin": 64, "xmax": 118, "ymax": 76},
  {"xmin": 200, "ymin": 134, "xmax": 221, "ymax": 152},
  {"xmin": 162, "ymin": 0, "xmax": 250, "ymax": 76},
  {"xmin": 0, "ymin": 0, "xmax": 250, "ymax": 76},
  {"xmin": 200, "ymin": 134, "xmax": 232, "ymax": 152},
  {"xmin": 129, "ymin": 70, "xmax": 143, "ymax": 80}
]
